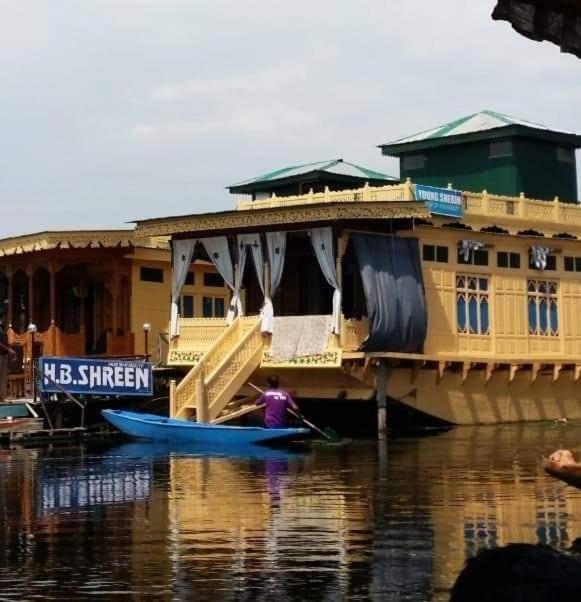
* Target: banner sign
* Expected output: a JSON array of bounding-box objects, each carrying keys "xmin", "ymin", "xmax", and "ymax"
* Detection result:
[
  {"xmin": 39, "ymin": 357, "xmax": 153, "ymax": 396},
  {"xmin": 414, "ymin": 184, "xmax": 463, "ymax": 218}
]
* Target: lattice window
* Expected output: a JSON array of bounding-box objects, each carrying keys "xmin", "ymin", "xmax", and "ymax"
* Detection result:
[
  {"xmin": 456, "ymin": 275, "xmax": 490, "ymax": 335},
  {"xmin": 527, "ymin": 280, "xmax": 559, "ymax": 336}
]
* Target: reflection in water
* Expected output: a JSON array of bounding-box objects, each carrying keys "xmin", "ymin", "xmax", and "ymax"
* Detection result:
[{"xmin": 1, "ymin": 423, "xmax": 581, "ymax": 600}]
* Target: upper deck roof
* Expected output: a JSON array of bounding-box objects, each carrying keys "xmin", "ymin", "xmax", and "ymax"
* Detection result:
[
  {"xmin": 380, "ymin": 110, "xmax": 581, "ymax": 155},
  {"xmin": 134, "ymin": 181, "xmax": 581, "ymax": 240},
  {"xmin": 0, "ymin": 228, "xmax": 168, "ymax": 257},
  {"xmin": 228, "ymin": 159, "xmax": 396, "ymax": 194}
]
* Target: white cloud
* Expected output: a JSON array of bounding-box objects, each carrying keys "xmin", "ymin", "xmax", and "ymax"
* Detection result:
[
  {"xmin": 0, "ymin": 0, "xmax": 581, "ymax": 235},
  {"xmin": 151, "ymin": 62, "xmax": 309, "ymax": 101}
]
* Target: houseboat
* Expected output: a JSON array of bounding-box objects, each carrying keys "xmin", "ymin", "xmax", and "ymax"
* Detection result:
[
  {"xmin": 0, "ymin": 228, "xmax": 229, "ymax": 400},
  {"xmin": 133, "ymin": 111, "xmax": 581, "ymax": 429}
]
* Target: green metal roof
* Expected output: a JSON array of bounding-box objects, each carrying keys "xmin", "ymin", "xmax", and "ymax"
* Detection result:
[
  {"xmin": 229, "ymin": 159, "xmax": 397, "ymax": 192},
  {"xmin": 380, "ymin": 110, "xmax": 581, "ymax": 155}
]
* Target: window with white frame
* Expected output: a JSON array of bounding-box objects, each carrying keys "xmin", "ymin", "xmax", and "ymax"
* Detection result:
[
  {"xmin": 527, "ymin": 280, "xmax": 559, "ymax": 336},
  {"xmin": 456, "ymin": 275, "xmax": 490, "ymax": 335}
]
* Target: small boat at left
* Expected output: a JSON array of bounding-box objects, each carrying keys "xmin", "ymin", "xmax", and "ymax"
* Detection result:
[
  {"xmin": 102, "ymin": 409, "xmax": 310, "ymax": 446},
  {"xmin": 0, "ymin": 402, "xmax": 43, "ymax": 436}
]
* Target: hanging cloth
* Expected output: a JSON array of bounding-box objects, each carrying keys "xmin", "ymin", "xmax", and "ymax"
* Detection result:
[
  {"xmin": 352, "ymin": 234, "xmax": 427, "ymax": 352},
  {"xmin": 530, "ymin": 246, "xmax": 552, "ymax": 270},
  {"xmin": 238, "ymin": 234, "xmax": 264, "ymax": 291},
  {"xmin": 459, "ymin": 240, "xmax": 485, "ymax": 262},
  {"xmin": 170, "ymin": 239, "xmax": 196, "ymax": 338},
  {"xmin": 262, "ymin": 232, "xmax": 287, "ymax": 334},
  {"xmin": 309, "ymin": 227, "xmax": 341, "ymax": 334},
  {"xmin": 201, "ymin": 237, "xmax": 239, "ymax": 324}
]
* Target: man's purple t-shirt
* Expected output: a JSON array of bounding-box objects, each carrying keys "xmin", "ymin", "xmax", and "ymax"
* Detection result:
[{"xmin": 259, "ymin": 389, "xmax": 294, "ymax": 428}]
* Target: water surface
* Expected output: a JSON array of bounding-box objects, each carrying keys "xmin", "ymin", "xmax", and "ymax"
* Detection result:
[{"xmin": 1, "ymin": 423, "xmax": 581, "ymax": 601}]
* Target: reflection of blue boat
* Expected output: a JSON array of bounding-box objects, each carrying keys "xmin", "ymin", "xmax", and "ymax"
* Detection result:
[
  {"xmin": 102, "ymin": 410, "xmax": 310, "ymax": 446},
  {"xmin": 107, "ymin": 440, "xmax": 308, "ymax": 462}
]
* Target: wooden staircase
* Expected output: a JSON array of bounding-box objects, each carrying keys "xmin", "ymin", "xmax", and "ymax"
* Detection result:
[{"xmin": 170, "ymin": 316, "xmax": 264, "ymax": 421}]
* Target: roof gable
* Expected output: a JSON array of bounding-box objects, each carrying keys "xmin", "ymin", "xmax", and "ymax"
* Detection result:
[
  {"xmin": 380, "ymin": 110, "xmax": 581, "ymax": 155},
  {"xmin": 229, "ymin": 159, "xmax": 396, "ymax": 192}
]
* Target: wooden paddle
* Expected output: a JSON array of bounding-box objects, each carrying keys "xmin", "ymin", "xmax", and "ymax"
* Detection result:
[{"xmin": 247, "ymin": 382, "xmax": 340, "ymax": 441}]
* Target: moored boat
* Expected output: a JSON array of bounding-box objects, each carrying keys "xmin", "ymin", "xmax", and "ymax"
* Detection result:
[
  {"xmin": 542, "ymin": 457, "xmax": 581, "ymax": 489},
  {"xmin": 102, "ymin": 409, "xmax": 309, "ymax": 445}
]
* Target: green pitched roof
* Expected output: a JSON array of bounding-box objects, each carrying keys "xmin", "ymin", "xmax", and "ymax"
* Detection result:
[
  {"xmin": 380, "ymin": 110, "xmax": 581, "ymax": 155},
  {"xmin": 229, "ymin": 159, "xmax": 396, "ymax": 193}
]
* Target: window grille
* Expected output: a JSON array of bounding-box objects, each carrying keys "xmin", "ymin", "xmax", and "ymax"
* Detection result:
[{"xmin": 457, "ymin": 275, "xmax": 490, "ymax": 335}]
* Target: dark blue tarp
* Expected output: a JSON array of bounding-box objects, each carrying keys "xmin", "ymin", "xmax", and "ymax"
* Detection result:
[{"xmin": 351, "ymin": 234, "xmax": 427, "ymax": 352}]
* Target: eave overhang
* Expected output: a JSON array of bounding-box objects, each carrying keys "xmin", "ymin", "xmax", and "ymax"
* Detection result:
[
  {"xmin": 134, "ymin": 201, "xmax": 429, "ymax": 239},
  {"xmin": 379, "ymin": 125, "xmax": 581, "ymax": 157}
]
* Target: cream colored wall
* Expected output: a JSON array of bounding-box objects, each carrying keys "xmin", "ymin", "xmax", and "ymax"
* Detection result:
[
  {"xmin": 130, "ymin": 248, "xmax": 171, "ymax": 358},
  {"xmin": 129, "ymin": 248, "xmax": 230, "ymax": 359},
  {"xmin": 404, "ymin": 228, "xmax": 581, "ymax": 361}
]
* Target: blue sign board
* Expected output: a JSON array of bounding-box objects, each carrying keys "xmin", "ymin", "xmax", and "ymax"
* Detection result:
[
  {"xmin": 39, "ymin": 357, "xmax": 153, "ymax": 396},
  {"xmin": 414, "ymin": 184, "xmax": 463, "ymax": 218}
]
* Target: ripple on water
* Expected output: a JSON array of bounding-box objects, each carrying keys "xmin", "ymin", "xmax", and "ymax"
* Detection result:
[{"xmin": 1, "ymin": 423, "xmax": 581, "ymax": 599}]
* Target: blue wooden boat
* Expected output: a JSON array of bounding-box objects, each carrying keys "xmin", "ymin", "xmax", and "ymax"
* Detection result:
[{"xmin": 102, "ymin": 409, "xmax": 310, "ymax": 445}]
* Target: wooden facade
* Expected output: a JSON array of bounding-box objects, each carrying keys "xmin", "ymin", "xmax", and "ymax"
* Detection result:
[
  {"xmin": 135, "ymin": 178, "xmax": 581, "ymax": 426},
  {"xmin": 0, "ymin": 230, "xmax": 230, "ymax": 400}
]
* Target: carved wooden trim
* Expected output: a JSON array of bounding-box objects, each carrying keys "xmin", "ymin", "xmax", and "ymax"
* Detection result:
[
  {"xmin": 0, "ymin": 230, "xmax": 167, "ymax": 257},
  {"xmin": 136, "ymin": 202, "xmax": 429, "ymax": 237}
]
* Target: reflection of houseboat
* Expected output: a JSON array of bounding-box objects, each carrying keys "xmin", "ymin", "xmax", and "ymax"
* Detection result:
[
  {"xmin": 133, "ymin": 111, "xmax": 581, "ymax": 428},
  {"xmin": 0, "ymin": 228, "xmax": 229, "ymax": 400}
]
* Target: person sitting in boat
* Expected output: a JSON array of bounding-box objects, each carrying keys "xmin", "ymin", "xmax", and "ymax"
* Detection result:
[{"xmin": 257, "ymin": 375, "xmax": 300, "ymax": 429}]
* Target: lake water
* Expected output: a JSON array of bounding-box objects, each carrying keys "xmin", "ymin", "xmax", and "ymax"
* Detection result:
[{"xmin": 1, "ymin": 423, "xmax": 581, "ymax": 601}]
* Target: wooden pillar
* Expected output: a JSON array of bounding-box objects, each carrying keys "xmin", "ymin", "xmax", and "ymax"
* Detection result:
[
  {"xmin": 49, "ymin": 261, "xmax": 57, "ymax": 355},
  {"xmin": 335, "ymin": 231, "xmax": 349, "ymax": 342},
  {"xmin": 376, "ymin": 359, "xmax": 388, "ymax": 441},
  {"xmin": 196, "ymin": 377, "xmax": 208, "ymax": 423},
  {"xmin": 7, "ymin": 268, "xmax": 13, "ymax": 329},
  {"xmin": 49, "ymin": 261, "xmax": 56, "ymax": 326},
  {"xmin": 79, "ymin": 274, "xmax": 86, "ymax": 350},
  {"xmin": 335, "ymin": 231, "xmax": 349, "ymax": 289},
  {"xmin": 169, "ymin": 379, "xmax": 177, "ymax": 418},
  {"xmin": 111, "ymin": 267, "xmax": 120, "ymax": 335},
  {"xmin": 27, "ymin": 263, "xmax": 34, "ymax": 325}
]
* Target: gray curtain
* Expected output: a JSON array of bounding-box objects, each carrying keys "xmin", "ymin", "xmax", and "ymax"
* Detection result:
[
  {"xmin": 263, "ymin": 231, "xmax": 287, "ymax": 334},
  {"xmin": 238, "ymin": 233, "xmax": 264, "ymax": 292},
  {"xmin": 352, "ymin": 234, "xmax": 427, "ymax": 352},
  {"xmin": 310, "ymin": 227, "xmax": 341, "ymax": 334},
  {"xmin": 170, "ymin": 239, "xmax": 196, "ymax": 338},
  {"xmin": 201, "ymin": 237, "xmax": 239, "ymax": 323}
]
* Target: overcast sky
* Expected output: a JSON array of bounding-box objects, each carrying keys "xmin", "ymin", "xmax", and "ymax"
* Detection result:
[{"xmin": 1, "ymin": 1, "xmax": 580, "ymax": 237}]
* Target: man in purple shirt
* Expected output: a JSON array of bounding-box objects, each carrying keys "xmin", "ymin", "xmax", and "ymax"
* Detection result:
[{"xmin": 258, "ymin": 375, "xmax": 300, "ymax": 429}]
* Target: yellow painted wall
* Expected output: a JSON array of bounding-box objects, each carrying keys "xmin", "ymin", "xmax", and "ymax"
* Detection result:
[
  {"xmin": 129, "ymin": 248, "xmax": 229, "ymax": 359},
  {"xmin": 405, "ymin": 228, "xmax": 581, "ymax": 361}
]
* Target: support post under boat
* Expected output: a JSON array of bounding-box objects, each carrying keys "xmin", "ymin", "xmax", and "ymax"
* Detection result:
[{"xmin": 376, "ymin": 359, "xmax": 388, "ymax": 441}]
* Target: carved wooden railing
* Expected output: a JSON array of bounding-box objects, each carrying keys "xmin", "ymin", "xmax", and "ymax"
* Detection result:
[
  {"xmin": 236, "ymin": 182, "xmax": 413, "ymax": 211},
  {"xmin": 167, "ymin": 318, "xmax": 229, "ymax": 365},
  {"xmin": 462, "ymin": 190, "xmax": 581, "ymax": 230},
  {"xmin": 341, "ymin": 317, "xmax": 369, "ymax": 352},
  {"xmin": 205, "ymin": 321, "xmax": 263, "ymax": 421},
  {"xmin": 172, "ymin": 316, "xmax": 262, "ymax": 419}
]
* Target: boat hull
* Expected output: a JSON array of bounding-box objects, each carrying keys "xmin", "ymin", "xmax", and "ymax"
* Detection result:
[{"xmin": 102, "ymin": 410, "xmax": 309, "ymax": 445}]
